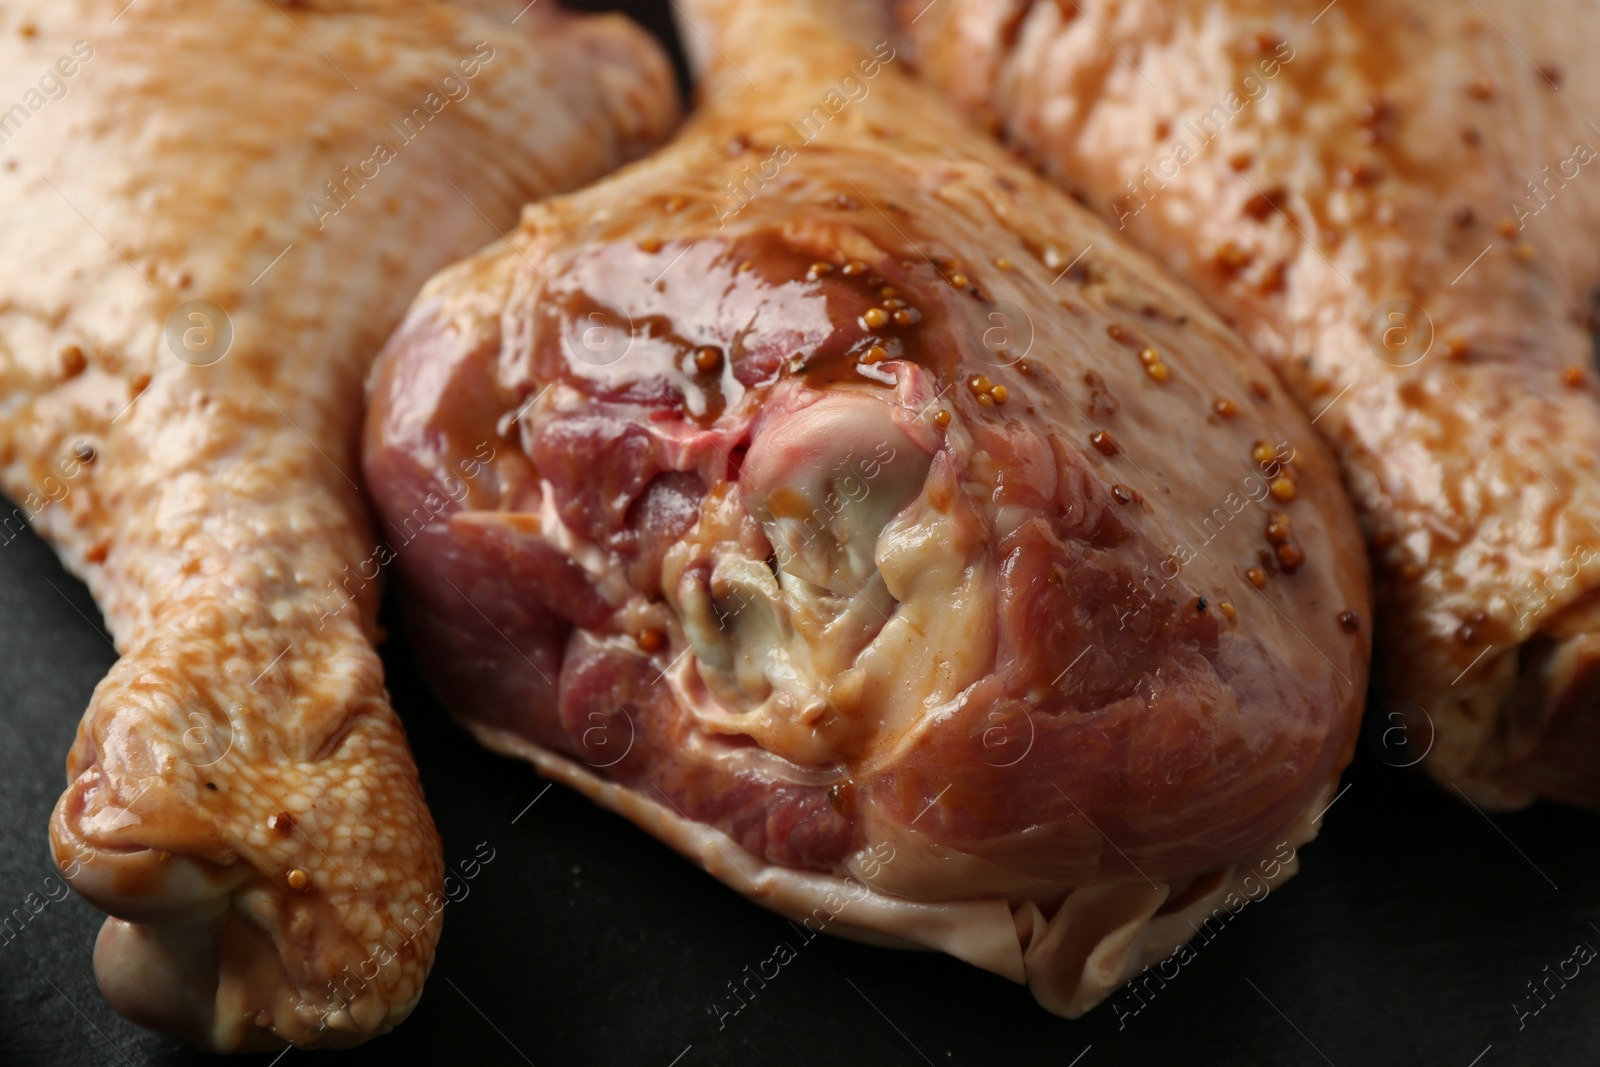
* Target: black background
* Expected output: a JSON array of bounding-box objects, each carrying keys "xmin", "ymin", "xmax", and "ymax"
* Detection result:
[{"xmin": 2, "ymin": 3, "xmax": 1597, "ymax": 1065}]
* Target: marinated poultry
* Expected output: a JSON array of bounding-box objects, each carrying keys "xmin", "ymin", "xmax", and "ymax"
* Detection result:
[
  {"xmin": 2, "ymin": 0, "xmax": 675, "ymax": 1050},
  {"xmin": 365, "ymin": 0, "xmax": 1370, "ymax": 1016},
  {"xmin": 899, "ymin": 0, "xmax": 1600, "ymax": 808}
]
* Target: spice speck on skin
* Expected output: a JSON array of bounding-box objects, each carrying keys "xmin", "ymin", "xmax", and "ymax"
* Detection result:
[
  {"xmin": 1468, "ymin": 76, "xmax": 1494, "ymax": 100},
  {"xmin": 1218, "ymin": 601, "xmax": 1237, "ymax": 621},
  {"xmin": 949, "ymin": 272, "xmax": 970, "ymax": 288},
  {"xmin": 1090, "ymin": 430, "xmax": 1118, "ymax": 456},
  {"xmin": 1563, "ymin": 365, "xmax": 1587, "ymax": 388},
  {"xmin": 638, "ymin": 629, "xmax": 665, "ymax": 653},
  {"xmin": 60, "ymin": 344, "xmax": 86, "ymax": 377},
  {"xmin": 1275, "ymin": 542, "xmax": 1305, "ymax": 572},
  {"xmin": 1213, "ymin": 398, "xmax": 1237, "ymax": 418},
  {"xmin": 1246, "ymin": 566, "xmax": 1267, "ymax": 589},
  {"xmin": 1215, "ymin": 241, "xmax": 1253, "ymax": 270},
  {"xmin": 1265, "ymin": 513, "xmax": 1292, "ymax": 544},
  {"xmin": 1338, "ymin": 611, "xmax": 1360, "ymax": 633}
]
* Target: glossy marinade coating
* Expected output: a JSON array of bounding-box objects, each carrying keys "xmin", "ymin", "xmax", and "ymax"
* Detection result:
[{"xmin": 366, "ymin": 0, "xmax": 1369, "ymax": 1016}]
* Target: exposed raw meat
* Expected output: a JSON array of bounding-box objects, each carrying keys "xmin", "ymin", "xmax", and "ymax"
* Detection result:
[
  {"xmin": 898, "ymin": 0, "xmax": 1600, "ymax": 808},
  {"xmin": 365, "ymin": 0, "xmax": 1370, "ymax": 1016},
  {"xmin": 1, "ymin": 0, "xmax": 676, "ymax": 1050}
]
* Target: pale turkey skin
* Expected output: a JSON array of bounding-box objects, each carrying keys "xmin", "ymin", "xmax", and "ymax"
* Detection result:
[
  {"xmin": 365, "ymin": 0, "xmax": 1370, "ymax": 1016},
  {"xmin": 899, "ymin": 0, "xmax": 1600, "ymax": 808},
  {"xmin": 0, "ymin": 0, "xmax": 677, "ymax": 1050}
]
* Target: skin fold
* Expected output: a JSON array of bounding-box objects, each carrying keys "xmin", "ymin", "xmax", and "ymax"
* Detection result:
[
  {"xmin": 0, "ymin": 0, "xmax": 676, "ymax": 1050},
  {"xmin": 899, "ymin": 0, "xmax": 1600, "ymax": 808},
  {"xmin": 365, "ymin": 0, "xmax": 1371, "ymax": 1016}
]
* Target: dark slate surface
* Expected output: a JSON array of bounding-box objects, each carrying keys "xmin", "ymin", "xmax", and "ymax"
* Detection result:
[{"xmin": 2, "ymin": 3, "xmax": 1597, "ymax": 1064}]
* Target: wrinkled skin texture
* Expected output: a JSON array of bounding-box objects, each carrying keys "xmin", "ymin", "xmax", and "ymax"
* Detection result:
[
  {"xmin": 0, "ymin": 0, "xmax": 676, "ymax": 1050},
  {"xmin": 899, "ymin": 0, "xmax": 1600, "ymax": 809},
  {"xmin": 366, "ymin": 0, "xmax": 1369, "ymax": 1017}
]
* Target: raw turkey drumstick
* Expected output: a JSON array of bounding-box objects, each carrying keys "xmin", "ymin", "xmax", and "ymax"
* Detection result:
[
  {"xmin": 899, "ymin": 0, "xmax": 1600, "ymax": 808},
  {"xmin": 1, "ymin": 0, "xmax": 676, "ymax": 1050},
  {"xmin": 365, "ymin": 0, "xmax": 1370, "ymax": 1016}
]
